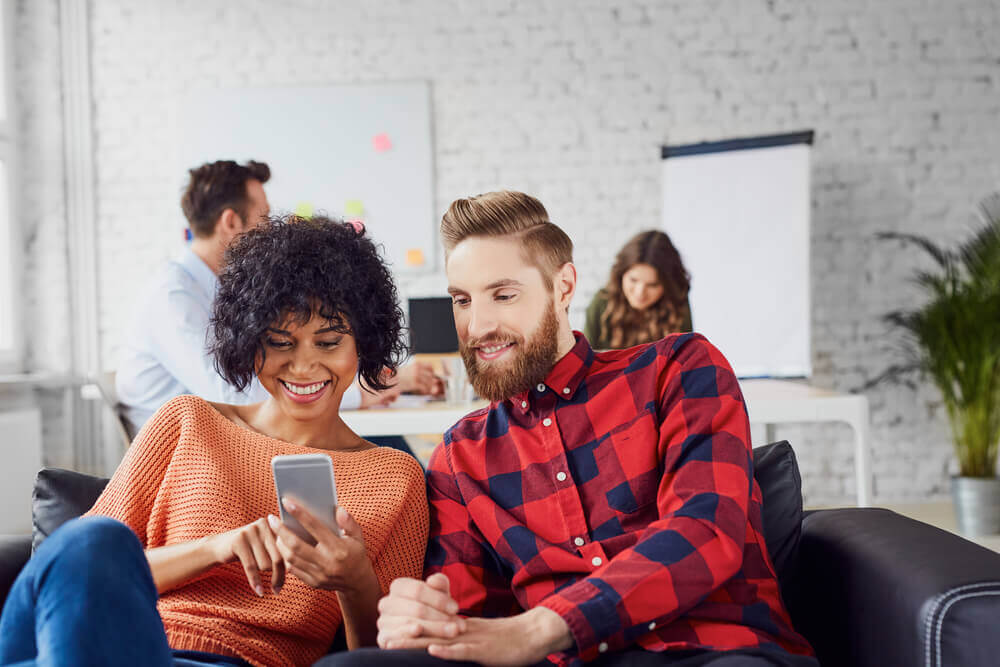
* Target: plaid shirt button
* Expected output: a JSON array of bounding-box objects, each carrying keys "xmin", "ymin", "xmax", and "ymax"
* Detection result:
[
  {"xmin": 556, "ymin": 471, "xmax": 567, "ymax": 482},
  {"xmin": 536, "ymin": 383, "xmax": 546, "ymax": 392},
  {"xmin": 574, "ymin": 537, "xmax": 585, "ymax": 546},
  {"xmin": 562, "ymin": 387, "xmax": 570, "ymax": 394},
  {"xmin": 649, "ymin": 621, "xmax": 657, "ymax": 630},
  {"xmin": 543, "ymin": 418, "xmax": 552, "ymax": 426},
  {"xmin": 598, "ymin": 642, "xmax": 609, "ymax": 653},
  {"xmin": 592, "ymin": 556, "xmax": 602, "ymax": 567},
  {"xmin": 521, "ymin": 401, "xmax": 527, "ymax": 409}
]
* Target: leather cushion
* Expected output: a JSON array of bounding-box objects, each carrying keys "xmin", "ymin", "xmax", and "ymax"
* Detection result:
[
  {"xmin": 752, "ymin": 440, "xmax": 803, "ymax": 590},
  {"xmin": 0, "ymin": 534, "xmax": 32, "ymax": 604},
  {"xmin": 32, "ymin": 468, "xmax": 110, "ymax": 552}
]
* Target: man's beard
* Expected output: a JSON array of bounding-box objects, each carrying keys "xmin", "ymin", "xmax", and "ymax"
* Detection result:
[{"xmin": 460, "ymin": 300, "xmax": 561, "ymax": 403}]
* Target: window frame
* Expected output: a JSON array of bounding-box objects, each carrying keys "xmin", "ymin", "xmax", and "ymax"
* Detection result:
[{"xmin": 0, "ymin": 0, "xmax": 22, "ymax": 372}]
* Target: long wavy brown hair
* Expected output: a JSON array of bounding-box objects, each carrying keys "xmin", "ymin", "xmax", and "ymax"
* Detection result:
[{"xmin": 600, "ymin": 230, "xmax": 691, "ymax": 348}]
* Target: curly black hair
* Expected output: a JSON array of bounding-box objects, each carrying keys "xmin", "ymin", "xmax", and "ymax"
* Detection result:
[{"xmin": 210, "ymin": 214, "xmax": 406, "ymax": 393}]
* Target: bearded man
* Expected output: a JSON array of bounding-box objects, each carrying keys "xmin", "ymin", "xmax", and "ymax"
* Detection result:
[{"xmin": 318, "ymin": 191, "xmax": 816, "ymax": 667}]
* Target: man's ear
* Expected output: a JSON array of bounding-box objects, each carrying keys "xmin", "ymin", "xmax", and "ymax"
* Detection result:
[
  {"xmin": 554, "ymin": 262, "xmax": 577, "ymax": 311},
  {"xmin": 216, "ymin": 208, "xmax": 243, "ymax": 239}
]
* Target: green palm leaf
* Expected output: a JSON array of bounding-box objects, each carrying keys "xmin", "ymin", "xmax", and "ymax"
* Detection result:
[{"xmin": 875, "ymin": 194, "xmax": 1000, "ymax": 477}]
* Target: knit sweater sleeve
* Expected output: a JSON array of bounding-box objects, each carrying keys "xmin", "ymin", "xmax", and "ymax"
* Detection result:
[
  {"xmin": 84, "ymin": 395, "xmax": 188, "ymax": 545},
  {"xmin": 370, "ymin": 456, "xmax": 429, "ymax": 593}
]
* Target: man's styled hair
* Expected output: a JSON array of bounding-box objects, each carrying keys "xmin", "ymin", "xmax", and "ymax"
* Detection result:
[
  {"xmin": 180, "ymin": 160, "xmax": 271, "ymax": 238},
  {"xmin": 440, "ymin": 190, "xmax": 574, "ymax": 289}
]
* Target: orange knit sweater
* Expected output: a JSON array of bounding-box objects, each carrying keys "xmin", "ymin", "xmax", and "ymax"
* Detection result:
[{"xmin": 85, "ymin": 395, "xmax": 428, "ymax": 667}]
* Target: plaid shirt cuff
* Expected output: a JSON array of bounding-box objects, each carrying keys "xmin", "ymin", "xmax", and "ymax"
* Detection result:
[{"xmin": 539, "ymin": 589, "xmax": 622, "ymax": 663}]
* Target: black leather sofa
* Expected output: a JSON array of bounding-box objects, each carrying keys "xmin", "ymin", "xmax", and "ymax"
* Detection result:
[{"xmin": 1, "ymin": 441, "xmax": 999, "ymax": 666}]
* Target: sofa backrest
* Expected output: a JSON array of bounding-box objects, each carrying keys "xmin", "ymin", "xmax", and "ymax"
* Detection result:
[
  {"xmin": 32, "ymin": 468, "xmax": 110, "ymax": 552},
  {"xmin": 752, "ymin": 440, "xmax": 804, "ymax": 591},
  {"xmin": 31, "ymin": 441, "xmax": 805, "ymax": 586}
]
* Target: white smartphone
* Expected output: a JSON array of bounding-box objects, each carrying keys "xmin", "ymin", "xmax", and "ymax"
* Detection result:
[{"xmin": 271, "ymin": 454, "xmax": 339, "ymax": 544}]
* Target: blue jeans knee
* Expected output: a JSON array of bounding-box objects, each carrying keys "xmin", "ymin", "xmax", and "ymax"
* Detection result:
[{"xmin": 35, "ymin": 516, "xmax": 144, "ymax": 572}]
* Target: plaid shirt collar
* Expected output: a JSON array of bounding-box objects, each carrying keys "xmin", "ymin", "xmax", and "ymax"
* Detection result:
[{"xmin": 508, "ymin": 331, "xmax": 594, "ymax": 414}]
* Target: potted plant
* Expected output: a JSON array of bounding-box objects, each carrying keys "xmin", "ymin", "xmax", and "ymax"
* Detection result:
[{"xmin": 875, "ymin": 195, "xmax": 1000, "ymax": 536}]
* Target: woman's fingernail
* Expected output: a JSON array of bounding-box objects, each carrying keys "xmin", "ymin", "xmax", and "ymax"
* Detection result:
[
  {"xmin": 255, "ymin": 584, "xmax": 264, "ymax": 597},
  {"xmin": 267, "ymin": 514, "xmax": 280, "ymax": 531},
  {"xmin": 282, "ymin": 497, "xmax": 297, "ymax": 511}
]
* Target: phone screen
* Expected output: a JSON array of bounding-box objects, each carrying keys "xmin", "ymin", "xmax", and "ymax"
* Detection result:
[{"xmin": 271, "ymin": 454, "xmax": 339, "ymax": 544}]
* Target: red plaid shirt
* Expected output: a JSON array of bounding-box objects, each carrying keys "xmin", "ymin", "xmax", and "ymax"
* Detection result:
[{"xmin": 425, "ymin": 332, "xmax": 814, "ymax": 665}]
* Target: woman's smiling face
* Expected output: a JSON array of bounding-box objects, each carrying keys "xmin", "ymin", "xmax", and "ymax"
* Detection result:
[
  {"xmin": 256, "ymin": 311, "xmax": 359, "ymax": 419},
  {"xmin": 622, "ymin": 262, "xmax": 664, "ymax": 312}
]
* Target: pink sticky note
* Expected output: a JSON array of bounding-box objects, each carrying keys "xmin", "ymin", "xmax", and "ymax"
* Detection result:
[{"xmin": 373, "ymin": 133, "xmax": 393, "ymax": 153}]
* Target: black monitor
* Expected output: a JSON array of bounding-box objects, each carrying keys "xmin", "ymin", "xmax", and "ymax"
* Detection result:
[{"xmin": 407, "ymin": 297, "xmax": 459, "ymax": 353}]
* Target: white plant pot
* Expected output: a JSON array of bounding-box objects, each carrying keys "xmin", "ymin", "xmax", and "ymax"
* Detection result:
[{"xmin": 951, "ymin": 476, "xmax": 1000, "ymax": 537}]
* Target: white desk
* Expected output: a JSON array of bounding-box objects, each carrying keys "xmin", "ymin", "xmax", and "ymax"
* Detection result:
[
  {"xmin": 341, "ymin": 398, "xmax": 488, "ymax": 440},
  {"xmin": 740, "ymin": 379, "xmax": 871, "ymax": 507},
  {"xmin": 342, "ymin": 378, "xmax": 872, "ymax": 507}
]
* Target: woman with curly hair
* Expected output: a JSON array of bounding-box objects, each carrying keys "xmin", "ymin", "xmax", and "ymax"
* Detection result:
[
  {"xmin": 0, "ymin": 216, "xmax": 428, "ymax": 667},
  {"xmin": 584, "ymin": 230, "xmax": 693, "ymax": 350}
]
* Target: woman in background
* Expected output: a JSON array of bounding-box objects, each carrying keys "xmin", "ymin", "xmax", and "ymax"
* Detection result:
[
  {"xmin": 585, "ymin": 229, "xmax": 692, "ymax": 349},
  {"xmin": 0, "ymin": 216, "xmax": 428, "ymax": 667}
]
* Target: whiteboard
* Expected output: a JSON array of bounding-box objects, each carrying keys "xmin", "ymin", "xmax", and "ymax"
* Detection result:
[
  {"xmin": 177, "ymin": 82, "xmax": 435, "ymax": 273},
  {"xmin": 661, "ymin": 133, "xmax": 812, "ymax": 377}
]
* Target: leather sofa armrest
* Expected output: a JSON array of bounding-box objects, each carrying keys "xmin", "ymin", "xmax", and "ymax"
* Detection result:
[
  {"xmin": 0, "ymin": 534, "xmax": 32, "ymax": 611},
  {"xmin": 785, "ymin": 508, "xmax": 1000, "ymax": 667}
]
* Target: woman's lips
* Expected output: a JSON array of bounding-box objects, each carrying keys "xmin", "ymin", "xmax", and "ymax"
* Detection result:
[{"xmin": 279, "ymin": 379, "xmax": 331, "ymax": 404}]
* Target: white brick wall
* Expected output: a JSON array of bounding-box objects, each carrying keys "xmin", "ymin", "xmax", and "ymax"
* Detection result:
[{"xmin": 15, "ymin": 0, "xmax": 1000, "ymax": 503}]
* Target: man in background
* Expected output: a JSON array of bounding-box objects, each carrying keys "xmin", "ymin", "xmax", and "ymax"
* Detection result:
[{"xmin": 117, "ymin": 159, "xmax": 439, "ymax": 434}]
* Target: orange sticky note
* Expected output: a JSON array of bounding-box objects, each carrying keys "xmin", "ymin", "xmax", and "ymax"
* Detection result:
[{"xmin": 406, "ymin": 248, "xmax": 425, "ymax": 266}]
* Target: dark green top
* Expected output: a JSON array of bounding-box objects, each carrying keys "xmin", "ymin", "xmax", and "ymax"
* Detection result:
[{"xmin": 584, "ymin": 289, "xmax": 693, "ymax": 350}]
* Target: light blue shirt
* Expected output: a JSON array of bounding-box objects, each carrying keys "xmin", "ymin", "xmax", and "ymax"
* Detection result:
[{"xmin": 116, "ymin": 248, "xmax": 360, "ymax": 429}]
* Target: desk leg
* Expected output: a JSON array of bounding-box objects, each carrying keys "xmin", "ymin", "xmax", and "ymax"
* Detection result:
[
  {"xmin": 749, "ymin": 423, "xmax": 768, "ymax": 448},
  {"xmin": 853, "ymin": 403, "xmax": 872, "ymax": 507}
]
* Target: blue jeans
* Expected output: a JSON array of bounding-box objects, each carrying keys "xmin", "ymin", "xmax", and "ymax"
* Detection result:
[{"xmin": 0, "ymin": 516, "xmax": 245, "ymax": 667}]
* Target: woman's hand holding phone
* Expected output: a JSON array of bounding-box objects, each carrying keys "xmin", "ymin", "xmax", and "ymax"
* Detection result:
[
  {"xmin": 267, "ymin": 497, "xmax": 379, "ymax": 597},
  {"xmin": 190, "ymin": 455, "xmax": 377, "ymax": 601}
]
